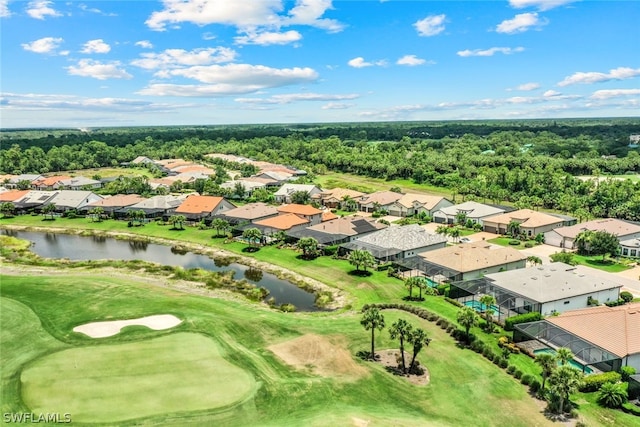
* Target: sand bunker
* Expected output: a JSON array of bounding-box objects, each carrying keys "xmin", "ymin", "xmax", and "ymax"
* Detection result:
[
  {"xmin": 269, "ymin": 334, "xmax": 367, "ymax": 380},
  {"xmin": 73, "ymin": 314, "xmax": 182, "ymax": 338}
]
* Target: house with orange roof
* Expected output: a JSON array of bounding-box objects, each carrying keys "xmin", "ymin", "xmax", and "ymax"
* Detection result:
[
  {"xmin": 515, "ymin": 302, "xmax": 640, "ymax": 373},
  {"xmin": 33, "ymin": 175, "xmax": 72, "ymax": 190},
  {"xmin": 251, "ymin": 213, "xmax": 310, "ymax": 236},
  {"xmin": 482, "ymin": 209, "xmax": 571, "ymax": 237},
  {"xmin": 175, "ymin": 195, "xmax": 236, "ymax": 221},
  {"xmin": 313, "ymin": 188, "xmax": 365, "ymax": 209},
  {"xmin": 389, "ymin": 193, "xmax": 453, "ymax": 217},
  {"xmin": 0, "ymin": 189, "xmax": 31, "ymax": 203},
  {"xmin": 221, "ymin": 202, "xmax": 279, "ymax": 225},
  {"xmin": 277, "ymin": 204, "xmax": 323, "ymax": 225},
  {"xmin": 357, "ymin": 191, "xmax": 403, "ymax": 213}
]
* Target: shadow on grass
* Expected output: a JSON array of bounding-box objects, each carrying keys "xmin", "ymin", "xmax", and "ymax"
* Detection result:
[
  {"xmin": 295, "ymin": 254, "xmax": 319, "ymax": 261},
  {"xmin": 242, "ymin": 247, "xmax": 260, "ymax": 253},
  {"xmin": 348, "ymin": 270, "xmax": 373, "ymax": 277},
  {"xmin": 402, "ymin": 296, "xmax": 425, "ymax": 302}
]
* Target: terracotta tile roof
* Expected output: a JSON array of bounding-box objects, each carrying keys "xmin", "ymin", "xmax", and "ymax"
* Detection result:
[
  {"xmin": 418, "ymin": 244, "xmax": 527, "ymax": 273},
  {"xmin": 223, "ymin": 203, "xmax": 279, "ymax": 220},
  {"xmin": 35, "ymin": 175, "xmax": 72, "ymax": 186},
  {"xmin": 175, "ymin": 195, "xmax": 224, "ymax": 214},
  {"xmin": 86, "ymin": 194, "xmax": 146, "ymax": 207},
  {"xmin": 483, "ymin": 209, "xmax": 564, "ymax": 228},
  {"xmin": 277, "ymin": 204, "xmax": 322, "ymax": 216},
  {"xmin": 173, "ymin": 165, "xmax": 215, "ymax": 174},
  {"xmin": 321, "ymin": 211, "xmax": 339, "ymax": 222},
  {"xmin": 358, "ymin": 191, "xmax": 403, "ymax": 207},
  {"xmin": 0, "ymin": 189, "xmax": 30, "ymax": 202},
  {"xmin": 254, "ymin": 213, "xmax": 309, "ymax": 230},
  {"xmin": 548, "ymin": 303, "xmax": 640, "ymax": 357},
  {"xmin": 397, "ymin": 193, "xmax": 447, "ymax": 210},
  {"xmin": 316, "ymin": 187, "xmax": 365, "ymax": 200},
  {"xmin": 552, "ymin": 218, "xmax": 640, "ymax": 239}
]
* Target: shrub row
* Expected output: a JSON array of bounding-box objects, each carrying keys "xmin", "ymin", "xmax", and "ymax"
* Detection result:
[
  {"xmin": 579, "ymin": 371, "xmax": 622, "ymax": 392},
  {"xmin": 605, "ymin": 299, "xmax": 627, "ymax": 307},
  {"xmin": 621, "ymin": 402, "xmax": 640, "ymax": 417},
  {"xmin": 444, "ymin": 297, "xmax": 463, "ymax": 307},
  {"xmin": 504, "ymin": 312, "xmax": 543, "ymax": 331}
]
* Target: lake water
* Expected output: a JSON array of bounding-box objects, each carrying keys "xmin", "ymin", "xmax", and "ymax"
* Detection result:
[{"xmin": 2, "ymin": 230, "xmax": 318, "ymax": 311}]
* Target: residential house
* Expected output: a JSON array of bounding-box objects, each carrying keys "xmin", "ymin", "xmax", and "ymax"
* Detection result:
[
  {"xmin": 482, "ymin": 209, "xmax": 568, "ymax": 237},
  {"xmin": 7, "ymin": 174, "xmax": 43, "ymax": 188},
  {"xmin": 221, "ymin": 179, "xmax": 268, "ymax": 198},
  {"xmin": 130, "ymin": 156, "xmax": 154, "ymax": 165},
  {"xmin": 515, "ymin": 303, "xmax": 640, "ymax": 373},
  {"xmin": 254, "ymin": 170, "xmax": 294, "ymax": 184},
  {"xmin": 251, "ymin": 213, "xmax": 310, "ymax": 236},
  {"xmin": 81, "ymin": 194, "xmax": 147, "ymax": 216},
  {"xmin": 121, "ymin": 194, "xmax": 188, "ymax": 218},
  {"xmin": 273, "ymin": 184, "xmax": 323, "ymax": 204},
  {"xmin": 415, "ymin": 244, "xmax": 527, "ymax": 281},
  {"xmin": 433, "ymin": 201, "xmax": 507, "ymax": 225},
  {"xmin": 221, "ymin": 202, "xmax": 280, "ymax": 225},
  {"xmin": 175, "ymin": 195, "xmax": 236, "ymax": 221},
  {"xmin": 545, "ymin": 218, "xmax": 640, "ymax": 249},
  {"xmin": 57, "ymin": 176, "xmax": 102, "ymax": 190},
  {"xmin": 357, "ymin": 191, "xmax": 403, "ymax": 214},
  {"xmin": 312, "ymin": 188, "xmax": 365, "ymax": 209},
  {"xmin": 620, "ymin": 238, "xmax": 640, "ymax": 258},
  {"xmin": 388, "ymin": 193, "xmax": 453, "ymax": 217},
  {"xmin": 33, "ymin": 176, "xmax": 72, "ymax": 190},
  {"xmin": 49, "ymin": 190, "xmax": 104, "ymax": 212},
  {"xmin": 277, "ymin": 204, "xmax": 323, "ymax": 226},
  {"xmin": 0, "ymin": 189, "xmax": 31, "ymax": 203},
  {"xmin": 341, "ymin": 223, "xmax": 448, "ymax": 261},
  {"xmin": 12, "ymin": 190, "xmax": 58, "ymax": 212},
  {"xmin": 287, "ymin": 216, "xmax": 387, "ymax": 246}
]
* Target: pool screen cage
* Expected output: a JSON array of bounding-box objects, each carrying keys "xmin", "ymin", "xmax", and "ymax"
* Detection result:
[{"xmin": 515, "ymin": 320, "xmax": 622, "ymax": 372}]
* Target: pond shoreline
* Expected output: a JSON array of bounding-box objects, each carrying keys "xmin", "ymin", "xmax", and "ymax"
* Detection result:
[{"xmin": 0, "ymin": 224, "xmax": 349, "ymax": 311}]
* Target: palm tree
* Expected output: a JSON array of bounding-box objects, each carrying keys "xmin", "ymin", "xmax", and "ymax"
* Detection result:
[
  {"xmin": 297, "ymin": 237, "xmax": 318, "ymax": 259},
  {"xmin": 535, "ymin": 352, "xmax": 557, "ymax": 393},
  {"xmin": 404, "ymin": 276, "xmax": 422, "ymax": 300},
  {"xmin": 456, "ymin": 306, "xmax": 478, "ymax": 342},
  {"xmin": 479, "ymin": 295, "xmax": 496, "ymax": 332},
  {"xmin": 88, "ymin": 206, "xmax": 104, "ymax": 222},
  {"xmin": 0, "ymin": 202, "xmax": 16, "ymax": 218},
  {"xmin": 555, "ymin": 347, "xmax": 574, "ymax": 366},
  {"xmin": 597, "ymin": 382, "xmax": 628, "ymax": 408},
  {"xmin": 42, "ymin": 203, "xmax": 56, "ymax": 220},
  {"xmin": 360, "ymin": 307, "xmax": 385, "ymax": 361},
  {"xmin": 548, "ymin": 365, "xmax": 583, "ymax": 414},
  {"xmin": 527, "ymin": 255, "xmax": 542, "ymax": 266},
  {"xmin": 449, "ymin": 226, "xmax": 461, "ymax": 243},
  {"xmin": 242, "ymin": 227, "xmax": 262, "ymax": 249},
  {"xmin": 211, "ymin": 218, "xmax": 230, "ymax": 237},
  {"xmin": 168, "ymin": 214, "xmax": 186, "ymax": 230},
  {"xmin": 348, "ymin": 249, "xmax": 375, "ymax": 272},
  {"xmin": 507, "ymin": 220, "xmax": 521, "ymax": 237},
  {"xmin": 407, "ymin": 328, "xmax": 431, "ymax": 374},
  {"xmin": 389, "ymin": 319, "xmax": 413, "ymax": 374}
]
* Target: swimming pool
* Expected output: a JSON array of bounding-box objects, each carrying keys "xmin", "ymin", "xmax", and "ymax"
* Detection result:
[
  {"xmin": 464, "ymin": 300, "xmax": 500, "ymax": 313},
  {"xmin": 533, "ymin": 348, "xmax": 594, "ymax": 374}
]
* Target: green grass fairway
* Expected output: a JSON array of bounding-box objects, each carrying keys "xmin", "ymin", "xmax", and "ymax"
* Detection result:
[{"xmin": 21, "ymin": 333, "xmax": 256, "ymax": 423}]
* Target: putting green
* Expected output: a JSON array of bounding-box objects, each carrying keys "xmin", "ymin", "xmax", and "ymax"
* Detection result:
[{"xmin": 20, "ymin": 332, "xmax": 257, "ymax": 423}]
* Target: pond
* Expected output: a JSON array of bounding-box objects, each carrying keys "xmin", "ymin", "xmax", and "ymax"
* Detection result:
[{"xmin": 2, "ymin": 230, "xmax": 319, "ymax": 312}]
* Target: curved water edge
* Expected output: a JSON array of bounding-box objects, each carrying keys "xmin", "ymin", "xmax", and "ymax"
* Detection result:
[{"xmin": 0, "ymin": 225, "xmax": 347, "ymax": 311}]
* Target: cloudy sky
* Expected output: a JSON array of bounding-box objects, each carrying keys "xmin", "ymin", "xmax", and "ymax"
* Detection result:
[{"xmin": 1, "ymin": 0, "xmax": 639, "ymax": 128}]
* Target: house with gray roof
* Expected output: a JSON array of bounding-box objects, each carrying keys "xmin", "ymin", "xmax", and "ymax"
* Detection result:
[
  {"xmin": 57, "ymin": 176, "xmax": 102, "ymax": 190},
  {"xmin": 620, "ymin": 237, "xmax": 640, "ymax": 259},
  {"xmin": 50, "ymin": 190, "xmax": 104, "ymax": 212},
  {"xmin": 545, "ymin": 218, "xmax": 640, "ymax": 249},
  {"xmin": 287, "ymin": 216, "xmax": 387, "ymax": 246},
  {"xmin": 273, "ymin": 184, "xmax": 323, "ymax": 204},
  {"xmin": 221, "ymin": 202, "xmax": 279, "ymax": 225},
  {"xmin": 357, "ymin": 191, "xmax": 403, "ymax": 214},
  {"xmin": 120, "ymin": 194, "xmax": 188, "ymax": 218},
  {"xmin": 341, "ymin": 223, "xmax": 447, "ymax": 261},
  {"xmin": 12, "ymin": 190, "xmax": 58, "ymax": 211},
  {"xmin": 433, "ymin": 201, "xmax": 506, "ymax": 225}
]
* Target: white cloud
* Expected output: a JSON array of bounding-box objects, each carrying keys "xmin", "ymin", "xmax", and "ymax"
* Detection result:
[
  {"xmin": 322, "ymin": 102, "xmax": 353, "ymax": 110},
  {"xmin": 457, "ymin": 46, "xmax": 525, "ymax": 57},
  {"xmin": 347, "ymin": 57, "xmax": 386, "ymax": 68},
  {"xmin": 78, "ymin": 3, "xmax": 117, "ymax": 16},
  {"xmin": 558, "ymin": 67, "xmax": 640, "ymax": 86},
  {"xmin": 26, "ymin": 0, "xmax": 61, "ymax": 20},
  {"xmin": 496, "ymin": 13, "xmax": 545, "ymax": 34},
  {"xmin": 81, "ymin": 39, "xmax": 111, "ymax": 54},
  {"xmin": 135, "ymin": 40, "xmax": 154, "ymax": 49},
  {"xmin": 21, "ymin": 37, "xmax": 63, "ymax": 54},
  {"xmin": 396, "ymin": 55, "xmax": 427, "ymax": 66},
  {"xmin": 235, "ymin": 30, "xmax": 302, "ymax": 45},
  {"xmin": 509, "ymin": 0, "xmax": 576, "ymax": 11},
  {"xmin": 543, "ymin": 90, "xmax": 562, "ymax": 97},
  {"xmin": 516, "ymin": 82, "xmax": 540, "ymax": 91},
  {"xmin": 590, "ymin": 89, "xmax": 640, "ymax": 100},
  {"xmin": 137, "ymin": 83, "xmax": 265, "ymax": 97},
  {"xmin": 1, "ymin": 0, "xmax": 11, "ymax": 18},
  {"xmin": 131, "ymin": 47, "xmax": 237, "ymax": 70},
  {"xmin": 235, "ymin": 92, "xmax": 359, "ymax": 104},
  {"xmin": 414, "ymin": 14, "xmax": 446, "ymax": 37},
  {"xmin": 66, "ymin": 59, "xmax": 132, "ymax": 80},
  {"xmin": 146, "ymin": 0, "xmax": 343, "ymax": 34}
]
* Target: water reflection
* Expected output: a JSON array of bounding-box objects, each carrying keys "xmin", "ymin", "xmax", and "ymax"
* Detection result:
[{"xmin": 244, "ymin": 268, "xmax": 263, "ymax": 283}]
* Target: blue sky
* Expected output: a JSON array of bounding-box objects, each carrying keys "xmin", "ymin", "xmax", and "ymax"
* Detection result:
[{"xmin": 1, "ymin": 0, "xmax": 639, "ymax": 128}]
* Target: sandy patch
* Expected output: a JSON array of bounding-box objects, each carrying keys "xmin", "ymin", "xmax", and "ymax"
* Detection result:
[
  {"xmin": 269, "ymin": 334, "xmax": 367, "ymax": 380},
  {"xmin": 376, "ymin": 349, "xmax": 430, "ymax": 386},
  {"xmin": 73, "ymin": 314, "xmax": 182, "ymax": 338}
]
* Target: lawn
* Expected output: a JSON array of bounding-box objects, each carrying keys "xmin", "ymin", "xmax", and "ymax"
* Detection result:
[
  {"xmin": 487, "ymin": 237, "xmax": 538, "ymax": 250},
  {"xmin": 1, "ymin": 274, "xmax": 558, "ymax": 427},
  {"xmin": 571, "ymin": 254, "xmax": 633, "ymax": 273}
]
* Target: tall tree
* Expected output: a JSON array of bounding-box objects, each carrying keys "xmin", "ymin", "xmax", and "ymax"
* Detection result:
[
  {"xmin": 479, "ymin": 295, "xmax": 496, "ymax": 332},
  {"xmin": 548, "ymin": 365, "xmax": 583, "ymax": 415},
  {"xmin": 389, "ymin": 319, "xmax": 413, "ymax": 374},
  {"xmin": 456, "ymin": 306, "xmax": 478, "ymax": 342},
  {"xmin": 407, "ymin": 328, "xmax": 431, "ymax": 374},
  {"xmin": 88, "ymin": 206, "xmax": 104, "ymax": 222},
  {"xmin": 297, "ymin": 237, "xmax": 318, "ymax": 259},
  {"xmin": 555, "ymin": 347, "xmax": 574, "ymax": 366},
  {"xmin": 290, "ymin": 190, "xmax": 310, "ymax": 205},
  {"xmin": 41, "ymin": 203, "xmax": 56, "ymax": 220},
  {"xmin": 360, "ymin": 307, "xmax": 385, "ymax": 361},
  {"xmin": 242, "ymin": 227, "xmax": 262, "ymax": 249},
  {"xmin": 211, "ymin": 218, "xmax": 230, "ymax": 237},
  {"xmin": 348, "ymin": 249, "xmax": 375, "ymax": 272},
  {"xmin": 535, "ymin": 352, "xmax": 557, "ymax": 393},
  {"xmin": 0, "ymin": 202, "xmax": 16, "ymax": 218},
  {"xmin": 168, "ymin": 214, "xmax": 186, "ymax": 230}
]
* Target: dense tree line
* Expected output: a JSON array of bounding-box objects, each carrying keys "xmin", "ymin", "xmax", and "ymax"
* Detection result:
[{"xmin": 1, "ymin": 121, "xmax": 639, "ymax": 221}]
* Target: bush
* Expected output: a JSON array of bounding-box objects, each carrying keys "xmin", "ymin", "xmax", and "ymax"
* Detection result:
[
  {"xmin": 597, "ymin": 382, "xmax": 628, "ymax": 408},
  {"xmin": 579, "ymin": 371, "xmax": 622, "ymax": 392},
  {"xmin": 529, "ymin": 379, "xmax": 541, "ymax": 394},
  {"xmin": 444, "ymin": 297, "xmax": 462, "ymax": 307},
  {"xmin": 504, "ymin": 312, "xmax": 543, "ymax": 331},
  {"xmin": 605, "ymin": 299, "xmax": 625, "ymax": 307},
  {"xmin": 621, "ymin": 402, "xmax": 640, "ymax": 416},
  {"xmin": 323, "ymin": 245, "xmax": 339, "ymax": 256},
  {"xmin": 508, "ymin": 239, "xmax": 521, "ymax": 246},
  {"xmin": 499, "ymin": 358, "xmax": 509, "ymax": 369},
  {"xmin": 520, "ymin": 374, "xmax": 534, "ymax": 386},
  {"xmin": 514, "ymin": 370, "xmax": 523, "ymax": 379},
  {"xmin": 524, "ymin": 242, "xmax": 534, "ymax": 248},
  {"xmin": 437, "ymin": 284, "xmax": 450, "ymax": 296},
  {"xmin": 620, "ymin": 291, "xmax": 634, "ymax": 303},
  {"xmin": 620, "ymin": 366, "xmax": 637, "ymax": 382}
]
